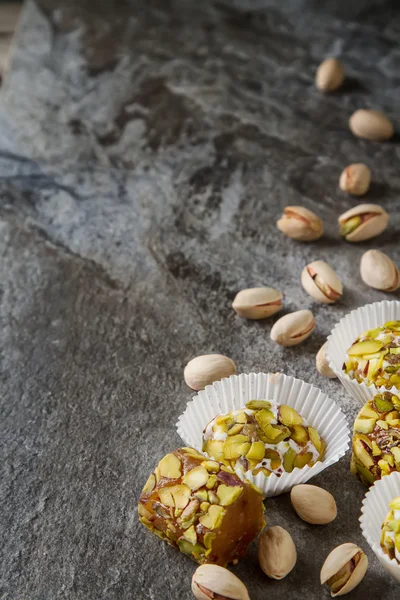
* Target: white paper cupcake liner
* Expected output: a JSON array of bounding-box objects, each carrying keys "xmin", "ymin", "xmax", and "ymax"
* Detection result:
[
  {"xmin": 360, "ymin": 472, "xmax": 400, "ymax": 583},
  {"xmin": 176, "ymin": 372, "xmax": 349, "ymax": 497},
  {"xmin": 327, "ymin": 300, "xmax": 400, "ymax": 406}
]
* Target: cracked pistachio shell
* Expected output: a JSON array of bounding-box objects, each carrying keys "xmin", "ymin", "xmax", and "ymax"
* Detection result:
[
  {"xmin": 301, "ymin": 260, "xmax": 343, "ymax": 304},
  {"xmin": 258, "ymin": 526, "xmax": 297, "ymax": 580},
  {"xmin": 338, "ymin": 203, "xmax": 389, "ymax": 242},
  {"xmin": 339, "ymin": 163, "xmax": 371, "ymax": 196},
  {"xmin": 232, "ymin": 287, "xmax": 283, "ymax": 320},
  {"xmin": 321, "ymin": 543, "xmax": 368, "ymax": 597},
  {"xmin": 360, "ymin": 249, "xmax": 400, "ymax": 292},
  {"xmin": 184, "ymin": 354, "xmax": 236, "ymax": 391},
  {"xmin": 270, "ymin": 310, "xmax": 315, "ymax": 347},
  {"xmin": 349, "ymin": 109, "xmax": 394, "ymax": 141},
  {"xmin": 277, "ymin": 206, "xmax": 323, "ymax": 241},
  {"xmin": 291, "ymin": 484, "xmax": 337, "ymax": 525},
  {"xmin": 316, "ymin": 342, "xmax": 337, "ymax": 378},
  {"xmin": 192, "ymin": 564, "xmax": 250, "ymax": 600},
  {"xmin": 315, "ymin": 58, "xmax": 345, "ymax": 92}
]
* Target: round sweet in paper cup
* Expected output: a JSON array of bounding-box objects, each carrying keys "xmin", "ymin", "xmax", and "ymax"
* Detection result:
[
  {"xmin": 326, "ymin": 300, "xmax": 400, "ymax": 406},
  {"xmin": 176, "ymin": 372, "xmax": 349, "ymax": 497},
  {"xmin": 360, "ymin": 472, "xmax": 400, "ymax": 583}
]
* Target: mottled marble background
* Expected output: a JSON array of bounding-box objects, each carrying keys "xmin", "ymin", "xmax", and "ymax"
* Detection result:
[{"xmin": 0, "ymin": 1, "xmax": 399, "ymax": 598}]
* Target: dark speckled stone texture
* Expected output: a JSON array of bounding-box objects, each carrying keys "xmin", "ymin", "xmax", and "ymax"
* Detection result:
[{"xmin": 1, "ymin": 1, "xmax": 400, "ymax": 598}]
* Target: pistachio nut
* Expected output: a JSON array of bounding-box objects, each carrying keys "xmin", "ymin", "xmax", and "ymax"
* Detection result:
[
  {"xmin": 192, "ymin": 564, "xmax": 250, "ymax": 600},
  {"xmin": 339, "ymin": 163, "xmax": 371, "ymax": 196},
  {"xmin": 321, "ymin": 543, "xmax": 368, "ymax": 597},
  {"xmin": 232, "ymin": 287, "xmax": 283, "ymax": 320},
  {"xmin": 316, "ymin": 342, "xmax": 337, "ymax": 378},
  {"xmin": 277, "ymin": 206, "xmax": 323, "ymax": 242},
  {"xmin": 184, "ymin": 354, "xmax": 236, "ymax": 391},
  {"xmin": 338, "ymin": 203, "xmax": 389, "ymax": 242},
  {"xmin": 301, "ymin": 260, "xmax": 343, "ymax": 304},
  {"xmin": 291, "ymin": 484, "xmax": 337, "ymax": 524},
  {"xmin": 349, "ymin": 109, "xmax": 394, "ymax": 142},
  {"xmin": 360, "ymin": 249, "xmax": 400, "ymax": 292},
  {"xmin": 258, "ymin": 526, "xmax": 297, "ymax": 580},
  {"xmin": 315, "ymin": 58, "xmax": 345, "ymax": 92},
  {"xmin": 270, "ymin": 310, "xmax": 315, "ymax": 347}
]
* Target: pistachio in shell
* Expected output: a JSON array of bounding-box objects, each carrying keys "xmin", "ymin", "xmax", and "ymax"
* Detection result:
[
  {"xmin": 301, "ymin": 260, "xmax": 343, "ymax": 304},
  {"xmin": 232, "ymin": 287, "xmax": 283, "ymax": 320},
  {"xmin": 339, "ymin": 163, "xmax": 371, "ymax": 196},
  {"xmin": 360, "ymin": 249, "xmax": 400, "ymax": 292},
  {"xmin": 270, "ymin": 310, "xmax": 315, "ymax": 347},
  {"xmin": 321, "ymin": 543, "xmax": 368, "ymax": 596},
  {"xmin": 338, "ymin": 203, "xmax": 389, "ymax": 242},
  {"xmin": 291, "ymin": 484, "xmax": 337, "ymax": 525},
  {"xmin": 349, "ymin": 109, "xmax": 394, "ymax": 142},
  {"xmin": 258, "ymin": 526, "xmax": 297, "ymax": 580},
  {"xmin": 276, "ymin": 206, "xmax": 323, "ymax": 242},
  {"xmin": 192, "ymin": 564, "xmax": 250, "ymax": 600},
  {"xmin": 184, "ymin": 354, "xmax": 236, "ymax": 391},
  {"xmin": 315, "ymin": 58, "xmax": 345, "ymax": 92},
  {"xmin": 316, "ymin": 342, "xmax": 337, "ymax": 378}
]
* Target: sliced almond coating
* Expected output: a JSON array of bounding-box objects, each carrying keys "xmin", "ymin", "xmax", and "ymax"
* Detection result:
[
  {"xmin": 183, "ymin": 525, "xmax": 197, "ymax": 545},
  {"xmin": 138, "ymin": 503, "xmax": 153, "ymax": 519},
  {"xmin": 142, "ymin": 474, "xmax": 156, "ymax": 494},
  {"xmin": 208, "ymin": 490, "xmax": 219, "ymax": 504},
  {"xmin": 383, "ymin": 453, "xmax": 394, "ymax": 466},
  {"xmin": 177, "ymin": 539, "xmax": 206, "ymax": 557},
  {"xmin": 371, "ymin": 441, "xmax": 381, "ymax": 456},
  {"xmin": 203, "ymin": 532, "xmax": 216, "ymax": 549},
  {"xmin": 206, "ymin": 475, "xmax": 217, "ymax": 489},
  {"xmin": 203, "ymin": 460, "xmax": 220, "ymax": 473},
  {"xmin": 203, "ymin": 439, "xmax": 225, "ymax": 462},
  {"xmin": 199, "ymin": 505, "xmax": 226, "ymax": 530},
  {"xmin": 180, "ymin": 499, "xmax": 200, "ymax": 522},
  {"xmin": 158, "ymin": 488, "xmax": 175, "ymax": 507},
  {"xmin": 158, "ymin": 453, "xmax": 182, "ymax": 479},
  {"xmin": 139, "ymin": 516, "xmax": 154, "ymax": 530},
  {"xmin": 359, "ymin": 405, "xmax": 379, "ymax": 418},
  {"xmin": 354, "ymin": 417, "xmax": 376, "ymax": 434},
  {"xmin": 159, "ymin": 484, "xmax": 191, "ymax": 509},
  {"xmin": 353, "ymin": 438, "xmax": 374, "ymax": 468},
  {"xmin": 216, "ymin": 484, "xmax": 244, "ymax": 506},
  {"xmin": 182, "ymin": 466, "xmax": 209, "ymax": 490},
  {"xmin": 378, "ymin": 459, "xmax": 391, "ymax": 475},
  {"xmin": 182, "ymin": 447, "xmax": 206, "ymax": 461},
  {"xmin": 194, "ymin": 489, "xmax": 208, "ymax": 502},
  {"xmin": 391, "ymin": 447, "xmax": 400, "ymax": 463}
]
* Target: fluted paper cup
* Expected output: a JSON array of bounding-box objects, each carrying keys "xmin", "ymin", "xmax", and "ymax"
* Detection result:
[
  {"xmin": 360, "ymin": 472, "xmax": 400, "ymax": 583},
  {"xmin": 176, "ymin": 372, "xmax": 349, "ymax": 497},
  {"xmin": 327, "ymin": 300, "xmax": 400, "ymax": 406}
]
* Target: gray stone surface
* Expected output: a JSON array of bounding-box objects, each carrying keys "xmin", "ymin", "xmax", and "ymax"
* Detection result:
[{"xmin": 0, "ymin": 0, "xmax": 400, "ymax": 598}]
